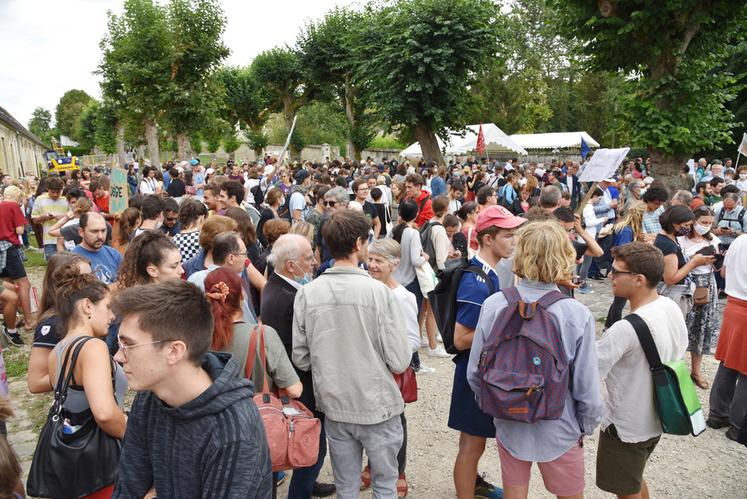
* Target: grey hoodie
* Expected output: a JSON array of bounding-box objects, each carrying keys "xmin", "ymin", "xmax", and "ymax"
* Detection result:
[{"xmin": 113, "ymin": 352, "xmax": 272, "ymax": 498}]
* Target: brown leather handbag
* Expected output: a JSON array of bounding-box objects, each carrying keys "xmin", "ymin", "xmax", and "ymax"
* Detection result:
[{"xmin": 245, "ymin": 323, "xmax": 321, "ymax": 471}]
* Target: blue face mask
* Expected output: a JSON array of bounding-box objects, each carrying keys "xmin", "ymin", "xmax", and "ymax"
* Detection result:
[{"xmin": 293, "ymin": 272, "xmax": 313, "ymax": 286}]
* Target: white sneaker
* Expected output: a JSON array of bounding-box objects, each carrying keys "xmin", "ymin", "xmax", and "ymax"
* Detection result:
[
  {"xmin": 417, "ymin": 364, "xmax": 436, "ymax": 374},
  {"xmin": 436, "ymin": 333, "xmax": 443, "ymax": 343},
  {"xmin": 427, "ymin": 345, "xmax": 451, "ymax": 358}
]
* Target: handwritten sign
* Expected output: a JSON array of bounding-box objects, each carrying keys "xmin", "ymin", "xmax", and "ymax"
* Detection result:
[
  {"xmin": 578, "ymin": 147, "xmax": 631, "ymax": 182},
  {"xmin": 109, "ymin": 168, "xmax": 129, "ymax": 214}
]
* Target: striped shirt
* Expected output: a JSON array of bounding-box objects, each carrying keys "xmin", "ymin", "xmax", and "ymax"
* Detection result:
[{"xmin": 31, "ymin": 193, "xmax": 69, "ymax": 245}]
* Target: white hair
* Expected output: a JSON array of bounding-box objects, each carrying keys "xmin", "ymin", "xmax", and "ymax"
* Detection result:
[{"xmin": 268, "ymin": 234, "xmax": 309, "ymax": 269}]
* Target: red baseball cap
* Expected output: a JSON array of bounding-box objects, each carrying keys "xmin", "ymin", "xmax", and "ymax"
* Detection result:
[{"xmin": 476, "ymin": 205, "xmax": 527, "ymax": 232}]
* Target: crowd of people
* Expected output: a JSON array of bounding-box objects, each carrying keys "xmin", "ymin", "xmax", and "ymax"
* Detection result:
[{"xmin": 0, "ymin": 152, "xmax": 745, "ymax": 498}]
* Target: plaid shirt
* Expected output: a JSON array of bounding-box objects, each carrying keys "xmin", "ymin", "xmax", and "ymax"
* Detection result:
[{"xmin": 642, "ymin": 205, "xmax": 664, "ymax": 234}]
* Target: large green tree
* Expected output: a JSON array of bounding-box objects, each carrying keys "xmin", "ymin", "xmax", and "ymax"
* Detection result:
[
  {"xmin": 352, "ymin": 0, "xmax": 503, "ymax": 165},
  {"xmin": 55, "ymin": 90, "xmax": 93, "ymax": 140},
  {"xmin": 298, "ymin": 7, "xmax": 376, "ymax": 160},
  {"xmin": 250, "ymin": 47, "xmax": 317, "ymax": 158},
  {"xmin": 551, "ymin": 0, "xmax": 747, "ymax": 188},
  {"xmin": 217, "ymin": 66, "xmax": 271, "ymax": 157},
  {"xmin": 27, "ymin": 107, "xmax": 53, "ymax": 145},
  {"xmin": 161, "ymin": 0, "xmax": 229, "ymax": 159},
  {"xmin": 99, "ymin": 0, "xmax": 173, "ymax": 167}
]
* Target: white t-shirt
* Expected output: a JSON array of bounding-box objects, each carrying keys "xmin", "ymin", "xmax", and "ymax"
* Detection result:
[
  {"xmin": 448, "ymin": 198, "xmax": 462, "ymax": 214},
  {"xmin": 392, "ymin": 285, "xmax": 419, "ymax": 352},
  {"xmin": 288, "ymin": 190, "xmax": 307, "ymax": 221},
  {"xmin": 725, "ymin": 234, "xmax": 747, "ymax": 300},
  {"xmin": 677, "ymin": 235, "xmax": 721, "ymax": 274},
  {"xmin": 140, "ymin": 178, "xmax": 156, "ymax": 195},
  {"xmin": 596, "ymin": 296, "xmax": 687, "ymax": 443}
]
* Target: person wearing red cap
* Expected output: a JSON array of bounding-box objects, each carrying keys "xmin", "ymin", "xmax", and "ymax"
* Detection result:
[{"xmin": 448, "ymin": 205, "xmax": 526, "ymax": 499}]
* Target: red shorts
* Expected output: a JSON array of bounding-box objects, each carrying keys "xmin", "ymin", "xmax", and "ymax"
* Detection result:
[{"xmin": 497, "ymin": 438, "xmax": 585, "ymax": 496}]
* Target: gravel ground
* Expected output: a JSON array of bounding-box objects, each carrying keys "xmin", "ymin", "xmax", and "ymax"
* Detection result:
[{"xmin": 8, "ymin": 264, "xmax": 747, "ymax": 498}]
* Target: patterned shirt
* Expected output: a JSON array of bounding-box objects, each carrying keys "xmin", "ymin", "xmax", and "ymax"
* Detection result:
[
  {"xmin": 642, "ymin": 205, "xmax": 664, "ymax": 234},
  {"xmin": 31, "ymin": 193, "xmax": 69, "ymax": 245},
  {"xmin": 173, "ymin": 230, "xmax": 201, "ymax": 263}
]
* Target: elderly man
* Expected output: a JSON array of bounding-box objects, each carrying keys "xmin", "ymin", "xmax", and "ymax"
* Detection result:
[{"xmin": 260, "ymin": 235, "xmax": 334, "ymax": 498}]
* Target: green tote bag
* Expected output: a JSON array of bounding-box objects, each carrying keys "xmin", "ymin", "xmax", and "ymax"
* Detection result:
[{"xmin": 625, "ymin": 314, "xmax": 705, "ymax": 437}]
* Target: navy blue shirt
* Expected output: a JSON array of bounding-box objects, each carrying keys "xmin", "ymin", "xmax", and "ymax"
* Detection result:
[{"xmin": 456, "ymin": 256, "xmax": 501, "ymax": 331}]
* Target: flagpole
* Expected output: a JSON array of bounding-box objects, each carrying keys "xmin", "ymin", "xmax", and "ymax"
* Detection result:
[{"xmin": 736, "ymin": 151, "xmax": 741, "ymax": 170}]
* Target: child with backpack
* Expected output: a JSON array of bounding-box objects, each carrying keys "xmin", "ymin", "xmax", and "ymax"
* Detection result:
[
  {"xmin": 447, "ymin": 205, "xmax": 526, "ymax": 499},
  {"xmin": 466, "ymin": 220, "xmax": 603, "ymax": 499}
]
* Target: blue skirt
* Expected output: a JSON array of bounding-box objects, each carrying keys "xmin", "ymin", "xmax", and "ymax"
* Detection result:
[{"xmin": 448, "ymin": 352, "xmax": 496, "ymax": 438}]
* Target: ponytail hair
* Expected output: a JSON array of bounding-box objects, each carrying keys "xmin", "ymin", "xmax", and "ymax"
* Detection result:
[
  {"xmin": 204, "ymin": 268, "xmax": 243, "ymax": 350},
  {"xmin": 53, "ymin": 265, "xmax": 109, "ymax": 336},
  {"xmin": 117, "ymin": 231, "xmax": 178, "ymax": 289}
]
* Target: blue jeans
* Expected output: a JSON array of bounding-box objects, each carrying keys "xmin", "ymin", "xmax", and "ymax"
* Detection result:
[
  {"xmin": 287, "ymin": 417, "xmax": 328, "ymax": 498},
  {"xmin": 577, "ymin": 255, "xmax": 593, "ymax": 285},
  {"xmin": 43, "ymin": 244, "xmax": 57, "ymax": 261}
]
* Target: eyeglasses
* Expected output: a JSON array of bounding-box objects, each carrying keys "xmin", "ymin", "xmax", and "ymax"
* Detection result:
[
  {"xmin": 233, "ymin": 251, "xmax": 249, "ymax": 257},
  {"xmin": 165, "ymin": 217, "xmax": 178, "ymax": 222},
  {"xmin": 323, "ymin": 200, "xmax": 337, "ymax": 207},
  {"xmin": 358, "ymin": 186, "xmax": 369, "ymax": 192},
  {"xmin": 117, "ymin": 338, "xmax": 173, "ymax": 358}
]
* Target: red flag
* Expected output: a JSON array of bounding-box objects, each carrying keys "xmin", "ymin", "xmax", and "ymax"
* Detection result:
[{"xmin": 476, "ymin": 124, "xmax": 486, "ymax": 155}]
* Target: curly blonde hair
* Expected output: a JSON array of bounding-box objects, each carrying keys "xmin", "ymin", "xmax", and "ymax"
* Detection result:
[{"xmin": 513, "ymin": 220, "xmax": 575, "ymax": 284}]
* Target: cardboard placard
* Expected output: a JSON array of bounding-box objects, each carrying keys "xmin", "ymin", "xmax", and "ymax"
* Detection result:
[
  {"xmin": 578, "ymin": 147, "xmax": 631, "ymax": 182},
  {"xmin": 109, "ymin": 167, "xmax": 129, "ymax": 215}
]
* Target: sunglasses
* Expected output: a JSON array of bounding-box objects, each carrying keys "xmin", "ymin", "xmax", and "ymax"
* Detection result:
[{"xmin": 323, "ymin": 200, "xmax": 337, "ymax": 207}]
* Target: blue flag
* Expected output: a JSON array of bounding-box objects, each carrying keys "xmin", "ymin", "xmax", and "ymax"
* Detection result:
[{"xmin": 580, "ymin": 136, "xmax": 590, "ymax": 160}]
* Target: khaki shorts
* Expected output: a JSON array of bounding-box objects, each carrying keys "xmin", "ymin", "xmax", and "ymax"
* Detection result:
[{"xmin": 596, "ymin": 424, "xmax": 661, "ymax": 496}]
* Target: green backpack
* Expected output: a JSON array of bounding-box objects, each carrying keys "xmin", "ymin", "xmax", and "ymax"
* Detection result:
[{"xmin": 625, "ymin": 314, "xmax": 705, "ymax": 437}]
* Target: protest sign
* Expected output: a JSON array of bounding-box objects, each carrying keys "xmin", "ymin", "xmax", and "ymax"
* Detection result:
[
  {"xmin": 578, "ymin": 147, "xmax": 631, "ymax": 182},
  {"xmin": 109, "ymin": 167, "xmax": 129, "ymax": 214}
]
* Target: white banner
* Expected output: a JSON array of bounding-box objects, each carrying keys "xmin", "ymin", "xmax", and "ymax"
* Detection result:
[
  {"xmin": 578, "ymin": 147, "xmax": 631, "ymax": 182},
  {"xmin": 738, "ymin": 132, "xmax": 747, "ymax": 156}
]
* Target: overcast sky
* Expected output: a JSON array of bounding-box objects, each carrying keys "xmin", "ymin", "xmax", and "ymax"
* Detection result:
[{"xmin": 0, "ymin": 0, "xmax": 354, "ymax": 127}]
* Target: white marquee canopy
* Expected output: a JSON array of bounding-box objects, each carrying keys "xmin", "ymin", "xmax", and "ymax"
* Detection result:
[{"xmin": 400, "ymin": 123, "xmax": 528, "ymax": 158}]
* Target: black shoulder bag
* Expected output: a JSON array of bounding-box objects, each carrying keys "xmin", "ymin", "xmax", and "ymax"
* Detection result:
[{"xmin": 27, "ymin": 336, "xmax": 122, "ymax": 498}]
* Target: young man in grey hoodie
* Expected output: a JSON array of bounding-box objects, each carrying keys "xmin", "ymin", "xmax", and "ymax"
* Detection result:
[
  {"xmin": 293, "ymin": 209, "xmax": 412, "ymax": 498},
  {"xmin": 112, "ymin": 280, "xmax": 272, "ymax": 498}
]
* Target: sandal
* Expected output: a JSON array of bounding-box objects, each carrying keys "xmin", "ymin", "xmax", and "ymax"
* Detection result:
[
  {"xmin": 691, "ymin": 373, "xmax": 709, "ymax": 390},
  {"xmin": 397, "ymin": 473, "xmax": 408, "ymax": 497},
  {"xmin": 360, "ymin": 465, "xmax": 371, "ymax": 491}
]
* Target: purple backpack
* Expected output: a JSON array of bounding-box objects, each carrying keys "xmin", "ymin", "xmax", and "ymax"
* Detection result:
[{"xmin": 478, "ymin": 287, "xmax": 569, "ymax": 423}]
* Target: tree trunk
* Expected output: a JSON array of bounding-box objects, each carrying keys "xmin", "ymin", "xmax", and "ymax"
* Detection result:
[
  {"xmin": 144, "ymin": 118, "xmax": 160, "ymax": 168},
  {"xmin": 414, "ymin": 121, "xmax": 444, "ymax": 166},
  {"xmin": 648, "ymin": 148, "xmax": 689, "ymax": 194},
  {"xmin": 115, "ymin": 121, "xmax": 127, "ymax": 167},
  {"xmin": 176, "ymin": 133, "xmax": 190, "ymax": 161},
  {"xmin": 253, "ymin": 147, "xmax": 263, "ymax": 159}
]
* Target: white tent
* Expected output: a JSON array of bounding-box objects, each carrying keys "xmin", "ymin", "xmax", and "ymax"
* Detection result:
[
  {"xmin": 400, "ymin": 123, "xmax": 527, "ymax": 158},
  {"xmin": 508, "ymin": 131, "xmax": 599, "ymax": 150}
]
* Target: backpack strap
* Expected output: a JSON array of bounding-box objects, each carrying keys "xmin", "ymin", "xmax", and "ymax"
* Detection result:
[
  {"xmin": 500, "ymin": 286, "xmax": 521, "ymax": 305},
  {"xmin": 465, "ymin": 265, "xmax": 495, "ymax": 295},
  {"xmin": 624, "ymin": 313, "xmax": 664, "ymax": 370},
  {"xmin": 536, "ymin": 290, "xmax": 569, "ymax": 310},
  {"xmin": 418, "ymin": 195, "xmax": 431, "ymax": 213}
]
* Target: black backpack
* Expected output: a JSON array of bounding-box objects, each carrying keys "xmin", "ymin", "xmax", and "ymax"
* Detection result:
[
  {"xmin": 419, "ymin": 220, "xmax": 443, "ymax": 270},
  {"xmin": 278, "ymin": 186, "xmax": 302, "ymax": 220},
  {"xmin": 427, "ymin": 262, "xmax": 494, "ymax": 354}
]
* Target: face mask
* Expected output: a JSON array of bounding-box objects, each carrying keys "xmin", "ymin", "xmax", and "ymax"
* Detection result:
[
  {"xmin": 693, "ymin": 223, "xmax": 711, "ymax": 235},
  {"xmin": 279, "ymin": 197, "xmax": 286, "ymax": 206},
  {"xmin": 293, "ymin": 272, "xmax": 313, "ymax": 286},
  {"xmin": 675, "ymin": 226, "xmax": 691, "ymax": 236}
]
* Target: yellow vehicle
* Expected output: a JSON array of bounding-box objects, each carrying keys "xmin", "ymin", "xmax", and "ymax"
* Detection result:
[{"xmin": 45, "ymin": 141, "xmax": 80, "ymax": 173}]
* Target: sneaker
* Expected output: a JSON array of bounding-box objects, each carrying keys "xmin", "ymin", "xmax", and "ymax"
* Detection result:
[
  {"xmin": 577, "ymin": 284, "xmax": 593, "ymax": 295},
  {"xmin": 725, "ymin": 426, "xmax": 740, "ymax": 442},
  {"xmin": 311, "ymin": 481, "xmax": 336, "ymax": 497},
  {"xmin": 275, "ymin": 470, "xmax": 286, "ymax": 487},
  {"xmin": 426, "ymin": 345, "xmax": 451, "ymax": 358},
  {"xmin": 2, "ymin": 326, "xmax": 23, "ymax": 347},
  {"xmin": 420, "ymin": 336, "xmax": 429, "ymax": 348},
  {"xmin": 706, "ymin": 417, "xmax": 731, "ymax": 429},
  {"xmin": 475, "ymin": 474, "xmax": 504, "ymax": 499},
  {"xmin": 436, "ymin": 333, "xmax": 443, "ymax": 343},
  {"xmin": 416, "ymin": 364, "xmax": 436, "ymax": 374}
]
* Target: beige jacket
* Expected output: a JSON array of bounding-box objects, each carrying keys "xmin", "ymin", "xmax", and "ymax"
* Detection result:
[{"xmin": 292, "ymin": 266, "xmax": 412, "ymax": 424}]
